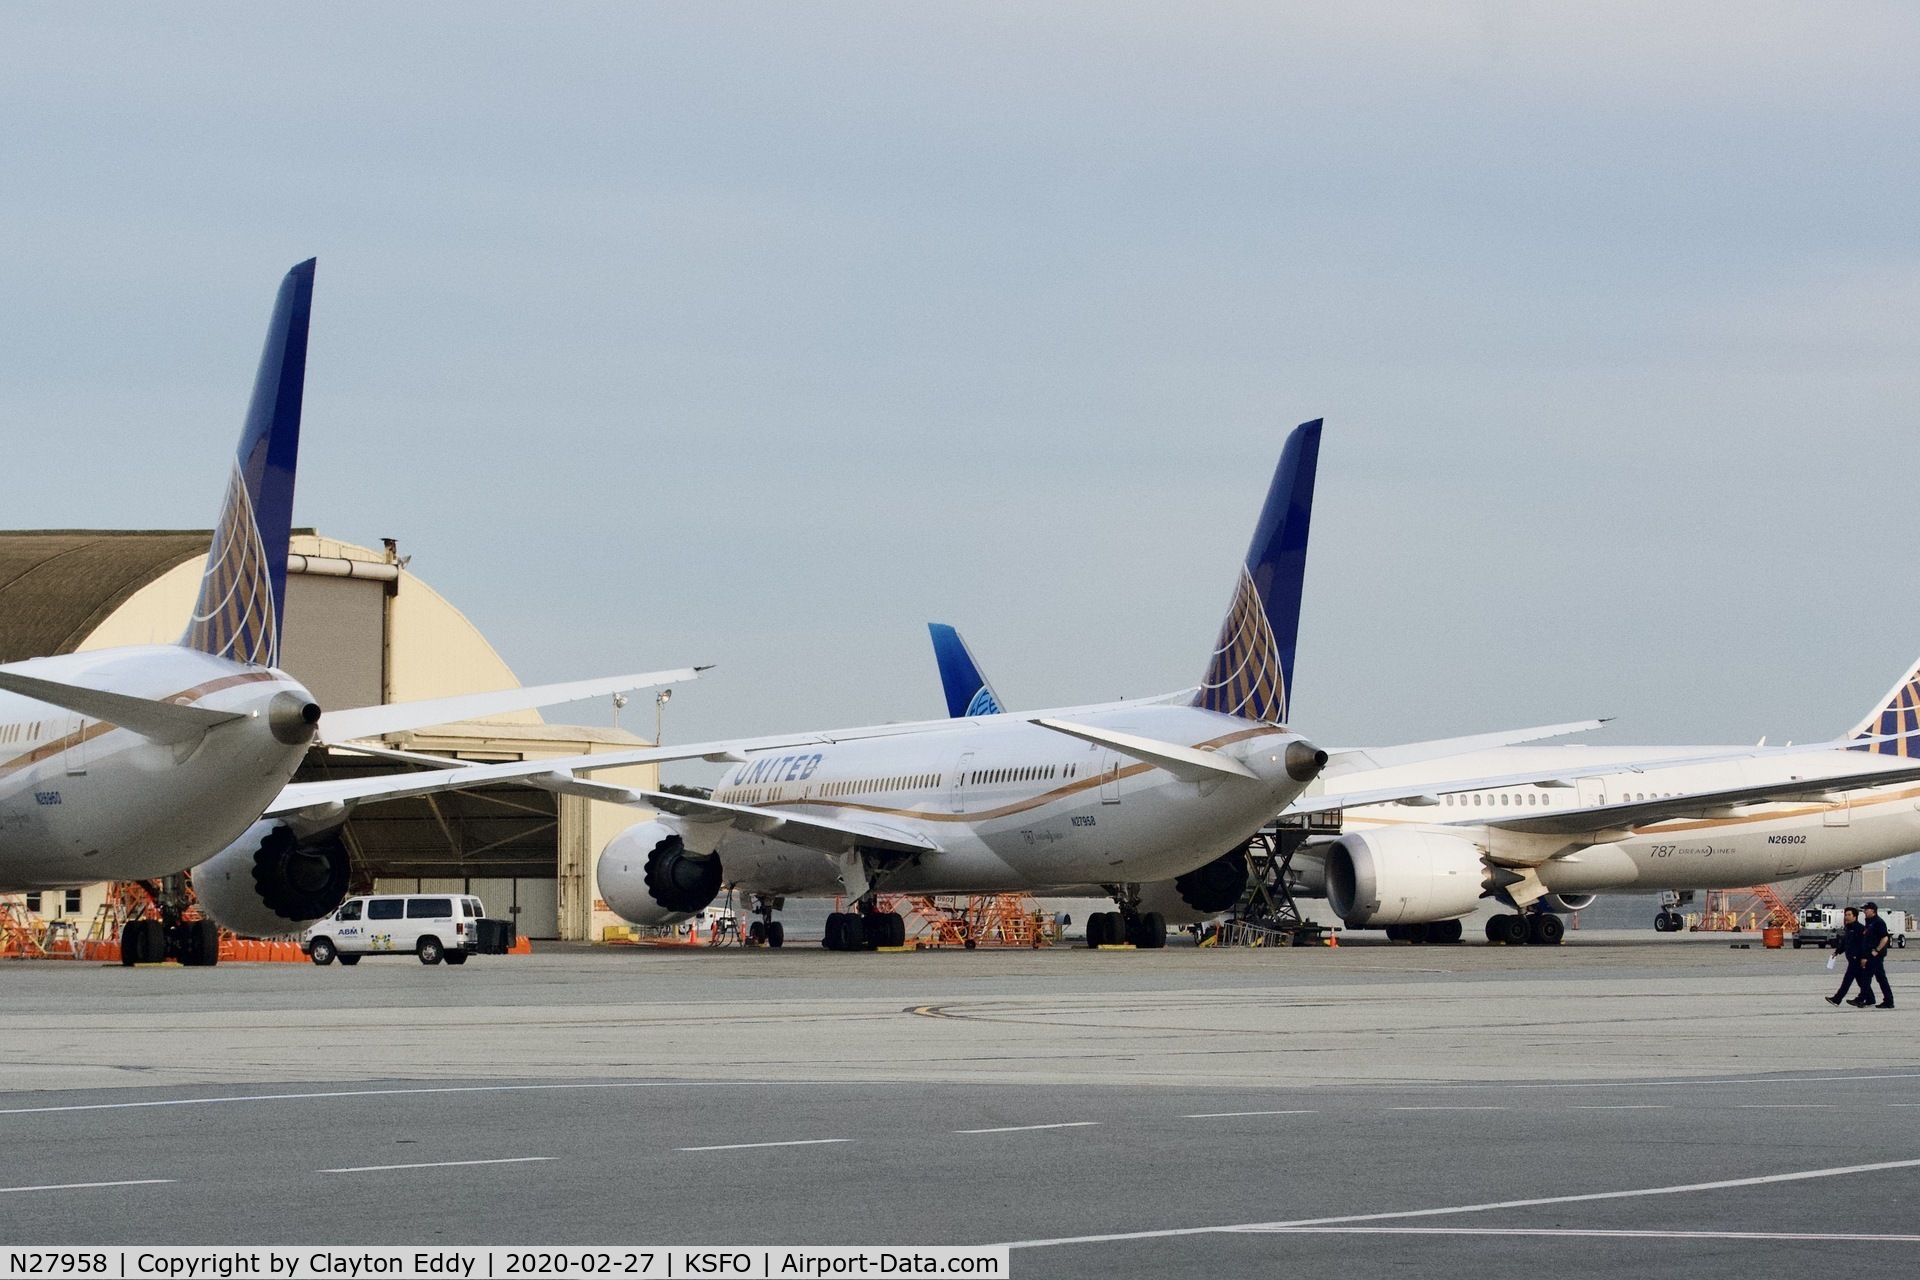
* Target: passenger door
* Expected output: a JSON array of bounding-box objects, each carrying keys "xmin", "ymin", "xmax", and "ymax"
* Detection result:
[
  {"xmin": 1576, "ymin": 777, "xmax": 1607, "ymax": 808},
  {"xmin": 950, "ymin": 752, "xmax": 975, "ymax": 814},
  {"xmin": 1099, "ymin": 751, "xmax": 1122, "ymax": 805}
]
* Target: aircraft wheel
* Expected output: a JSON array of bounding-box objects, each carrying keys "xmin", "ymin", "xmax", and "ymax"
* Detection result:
[
  {"xmin": 823, "ymin": 912, "xmax": 845, "ymax": 950},
  {"xmin": 748, "ymin": 921, "xmax": 766, "ymax": 946},
  {"xmin": 1131, "ymin": 912, "xmax": 1167, "ymax": 949},
  {"xmin": 1430, "ymin": 918, "xmax": 1463, "ymax": 945},
  {"xmin": 767, "ymin": 922, "xmax": 785, "ymax": 949},
  {"xmin": 180, "ymin": 919, "xmax": 221, "ymax": 966},
  {"xmin": 1488, "ymin": 914, "xmax": 1528, "ymax": 946},
  {"xmin": 1528, "ymin": 914, "xmax": 1565, "ymax": 946}
]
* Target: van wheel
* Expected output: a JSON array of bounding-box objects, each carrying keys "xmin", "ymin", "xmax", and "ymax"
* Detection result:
[
  {"xmin": 444, "ymin": 951, "xmax": 468, "ymax": 965},
  {"xmin": 337, "ymin": 953, "xmax": 360, "ymax": 966},
  {"xmin": 417, "ymin": 937, "xmax": 444, "ymax": 965},
  {"xmin": 309, "ymin": 938, "xmax": 337, "ymax": 966}
]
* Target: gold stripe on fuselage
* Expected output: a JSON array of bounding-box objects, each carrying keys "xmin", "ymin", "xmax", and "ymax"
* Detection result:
[
  {"xmin": 0, "ymin": 669, "xmax": 281, "ymax": 782},
  {"xmin": 734, "ymin": 723, "xmax": 1286, "ymax": 826}
]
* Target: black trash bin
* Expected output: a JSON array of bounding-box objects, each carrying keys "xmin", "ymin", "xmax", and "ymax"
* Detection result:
[{"xmin": 475, "ymin": 917, "xmax": 516, "ymax": 955}]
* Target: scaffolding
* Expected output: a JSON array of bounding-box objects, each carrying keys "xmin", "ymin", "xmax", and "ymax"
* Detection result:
[
  {"xmin": 876, "ymin": 894, "xmax": 1058, "ymax": 948},
  {"xmin": 1692, "ymin": 870, "xmax": 1848, "ymax": 933},
  {"xmin": 1203, "ymin": 818, "xmax": 1336, "ymax": 946}
]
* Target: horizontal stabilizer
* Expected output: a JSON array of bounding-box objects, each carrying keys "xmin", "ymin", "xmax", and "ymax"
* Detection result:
[
  {"xmin": 0, "ymin": 670, "xmax": 245, "ymax": 745},
  {"xmin": 1031, "ymin": 718, "xmax": 1259, "ymax": 783},
  {"xmin": 318, "ymin": 666, "xmax": 705, "ymax": 744}
]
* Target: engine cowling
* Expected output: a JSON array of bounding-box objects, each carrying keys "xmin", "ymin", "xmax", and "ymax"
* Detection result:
[
  {"xmin": 1173, "ymin": 845, "xmax": 1250, "ymax": 915},
  {"xmin": 598, "ymin": 821, "xmax": 722, "ymax": 926},
  {"xmin": 1325, "ymin": 829, "xmax": 1485, "ymax": 927},
  {"xmin": 1541, "ymin": 893, "xmax": 1597, "ymax": 913},
  {"xmin": 191, "ymin": 820, "xmax": 351, "ymax": 938}
]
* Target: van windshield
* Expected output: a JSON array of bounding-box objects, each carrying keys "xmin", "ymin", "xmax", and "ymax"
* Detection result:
[{"xmin": 336, "ymin": 900, "xmax": 363, "ymax": 921}]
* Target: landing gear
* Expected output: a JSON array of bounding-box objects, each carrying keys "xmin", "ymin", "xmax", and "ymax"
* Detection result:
[
  {"xmin": 823, "ymin": 907, "xmax": 902, "ymax": 951},
  {"xmin": 1487, "ymin": 911, "xmax": 1565, "ymax": 945},
  {"xmin": 119, "ymin": 877, "xmax": 222, "ymax": 966},
  {"xmin": 823, "ymin": 911, "xmax": 865, "ymax": 951},
  {"xmin": 1086, "ymin": 904, "xmax": 1166, "ymax": 949},
  {"xmin": 1527, "ymin": 913, "xmax": 1565, "ymax": 946},
  {"xmin": 1391, "ymin": 918, "xmax": 1463, "ymax": 945},
  {"xmin": 1653, "ymin": 910, "xmax": 1685, "ymax": 932},
  {"xmin": 748, "ymin": 895, "xmax": 786, "ymax": 948}
]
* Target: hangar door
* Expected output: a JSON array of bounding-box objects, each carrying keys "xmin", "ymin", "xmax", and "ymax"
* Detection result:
[{"xmin": 280, "ymin": 573, "xmax": 386, "ymax": 709}]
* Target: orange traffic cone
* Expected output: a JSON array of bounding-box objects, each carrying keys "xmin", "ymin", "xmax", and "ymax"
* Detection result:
[{"xmin": 1326, "ymin": 933, "xmax": 1338, "ymax": 948}]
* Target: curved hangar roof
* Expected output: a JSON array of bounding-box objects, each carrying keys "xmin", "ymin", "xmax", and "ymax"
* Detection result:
[{"xmin": 0, "ymin": 530, "xmax": 215, "ymax": 663}]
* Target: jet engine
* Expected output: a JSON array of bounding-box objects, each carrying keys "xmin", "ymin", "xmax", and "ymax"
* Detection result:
[
  {"xmin": 1541, "ymin": 893, "xmax": 1597, "ymax": 913},
  {"xmin": 1325, "ymin": 829, "xmax": 1485, "ymax": 927},
  {"xmin": 191, "ymin": 820, "xmax": 351, "ymax": 938},
  {"xmin": 597, "ymin": 821, "xmax": 722, "ymax": 926},
  {"xmin": 1173, "ymin": 845, "xmax": 1250, "ymax": 915}
]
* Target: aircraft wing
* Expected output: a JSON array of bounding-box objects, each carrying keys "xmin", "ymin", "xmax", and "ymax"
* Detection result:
[
  {"xmin": 316, "ymin": 666, "xmax": 706, "ymax": 744},
  {"xmin": 578, "ymin": 785, "xmax": 941, "ymax": 857},
  {"xmin": 1318, "ymin": 719, "xmax": 1608, "ymax": 779},
  {"xmin": 1477, "ymin": 762, "xmax": 1920, "ymax": 836},
  {"xmin": 0, "ymin": 670, "xmax": 247, "ymax": 744}
]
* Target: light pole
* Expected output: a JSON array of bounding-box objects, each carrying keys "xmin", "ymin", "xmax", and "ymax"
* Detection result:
[
  {"xmin": 610, "ymin": 692, "xmax": 629, "ymax": 730},
  {"xmin": 655, "ymin": 688, "xmax": 672, "ymax": 746}
]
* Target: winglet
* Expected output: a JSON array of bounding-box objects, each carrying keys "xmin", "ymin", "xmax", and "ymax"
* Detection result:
[
  {"xmin": 180, "ymin": 259, "xmax": 315, "ymax": 667},
  {"xmin": 929, "ymin": 624, "xmax": 1003, "ymax": 718}
]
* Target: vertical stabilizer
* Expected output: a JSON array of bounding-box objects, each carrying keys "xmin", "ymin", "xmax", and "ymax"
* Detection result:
[
  {"xmin": 929, "ymin": 623, "xmax": 1003, "ymax": 718},
  {"xmin": 1191, "ymin": 419, "xmax": 1321, "ymax": 724},
  {"xmin": 1849, "ymin": 656, "xmax": 1920, "ymax": 756},
  {"xmin": 180, "ymin": 259, "xmax": 314, "ymax": 666}
]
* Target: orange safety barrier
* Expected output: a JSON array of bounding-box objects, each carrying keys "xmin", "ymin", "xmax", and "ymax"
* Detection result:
[{"xmin": 508, "ymin": 935, "xmax": 533, "ymax": 954}]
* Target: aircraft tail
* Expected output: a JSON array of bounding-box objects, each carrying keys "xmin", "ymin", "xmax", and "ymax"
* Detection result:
[
  {"xmin": 1849, "ymin": 656, "xmax": 1920, "ymax": 755},
  {"xmin": 929, "ymin": 624, "xmax": 1003, "ymax": 718},
  {"xmin": 1190, "ymin": 419, "xmax": 1322, "ymax": 725},
  {"xmin": 180, "ymin": 259, "xmax": 314, "ymax": 667}
]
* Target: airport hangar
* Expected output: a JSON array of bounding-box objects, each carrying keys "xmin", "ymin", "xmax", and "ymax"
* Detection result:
[{"xmin": 0, "ymin": 529, "xmax": 661, "ymax": 940}]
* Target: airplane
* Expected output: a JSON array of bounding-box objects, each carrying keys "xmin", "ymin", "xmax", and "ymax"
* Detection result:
[
  {"xmin": 927, "ymin": 608, "xmax": 1920, "ymax": 948},
  {"xmin": 0, "ymin": 260, "xmax": 701, "ymax": 964}
]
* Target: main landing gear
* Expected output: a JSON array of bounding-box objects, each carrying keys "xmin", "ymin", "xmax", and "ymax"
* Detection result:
[
  {"xmin": 1485, "ymin": 911, "xmax": 1564, "ymax": 946},
  {"xmin": 1085, "ymin": 896, "xmax": 1168, "ymax": 949},
  {"xmin": 120, "ymin": 876, "xmax": 221, "ymax": 967},
  {"xmin": 1653, "ymin": 910, "xmax": 1686, "ymax": 932},
  {"xmin": 823, "ymin": 900, "xmax": 906, "ymax": 951}
]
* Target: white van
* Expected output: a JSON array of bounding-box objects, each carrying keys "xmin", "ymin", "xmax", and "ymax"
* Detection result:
[{"xmin": 304, "ymin": 894, "xmax": 485, "ymax": 966}]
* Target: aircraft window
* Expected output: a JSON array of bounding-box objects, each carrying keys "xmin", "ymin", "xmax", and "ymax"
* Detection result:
[
  {"xmin": 1445, "ymin": 795, "xmax": 1453, "ymax": 805},
  {"xmin": 367, "ymin": 899, "xmax": 404, "ymax": 921},
  {"xmin": 1472, "ymin": 795, "xmax": 1480, "ymax": 805},
  {"xmin": 1528, "ymin": 794, "xmax": 1536, "ymax": 806},
  {"xmin": 337, "ymin": 900, "xmax": 363, "ymax": 921}
]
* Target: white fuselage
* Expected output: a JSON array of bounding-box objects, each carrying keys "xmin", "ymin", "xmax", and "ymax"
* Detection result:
[
  {"xmin": 1326, "ymin": 741, "xmax": 1920, "ymax": 895},
  {"xmin": 702, "ymin": 706, "xmax": 1312, "ymax": 897},
  {"xmin": 0, "ymin": 646, "xmax": 313, "ymax": 890}
]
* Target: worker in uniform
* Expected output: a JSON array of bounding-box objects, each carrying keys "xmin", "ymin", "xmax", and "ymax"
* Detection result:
[
  {"xmin": 1827, "ymin": 907, "xmax": 1866, "ymax": 1006},
  {"xmin": 1855, "ymin": 902, "xmax": 1895, "ymax": 1009}
]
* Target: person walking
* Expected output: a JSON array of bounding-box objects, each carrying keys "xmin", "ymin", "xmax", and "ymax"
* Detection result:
[
  {"xmin": 1827, "ymin": 907, "xmax": 1866, "ymax": 1006},
  {"xmin": 1855, "ymin": 902, "xmax": 1895, "ymax": 1009}
]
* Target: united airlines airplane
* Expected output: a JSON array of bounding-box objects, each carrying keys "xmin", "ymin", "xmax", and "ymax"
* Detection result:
[
  {"xmin": 0, "ymin": 261, "xmax": 699, "ymax": 963},
  {"xmin": 929, "ymin": 602, "xmax": 1920, "ymax": 947}
]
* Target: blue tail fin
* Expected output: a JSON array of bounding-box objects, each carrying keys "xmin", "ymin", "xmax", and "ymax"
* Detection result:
[
  {"xmin": 1849, "ymin": 656, "xmax": 1920, "ymax": 755},
  {"xmin": 929, "ymin": 623, "xmax": 1003, "ymax": 718},
  {"xmin": 180, "ymin": 259, "xmax": 314, "ymax": 667},
  {"xmin": 1191, "ymin": 419, "xmax": 1321, "ymax": 724}
]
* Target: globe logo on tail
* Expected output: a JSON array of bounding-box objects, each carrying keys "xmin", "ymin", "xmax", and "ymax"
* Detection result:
[
  {"xmin": 181, "ymin": 462, "xmax": 280, "ymax": 667},
  {"xmin": 1194, "ymin": 566, "xmax": 1288, "ymax": 724}
]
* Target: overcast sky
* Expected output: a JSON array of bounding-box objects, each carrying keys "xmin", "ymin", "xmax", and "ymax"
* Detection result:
[{"xmin": 4, "ymin": 3, "xmax": 1918, "ymax": 776}]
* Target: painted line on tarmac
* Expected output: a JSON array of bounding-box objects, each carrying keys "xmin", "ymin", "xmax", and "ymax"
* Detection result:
[
  {"xmin": 0, "ymin": 1179, "xmax": 175, "ymax": 1195},
  {"xmin": 1736, "ymin": 1104, "xmax": 1836, "ymax": 1109},
  {"xmin": 957, "ymin": 1122, "xmax": 1101, "ymax": 1134},
  {"xmin": 1389, "ymin": 1106, "xmax": 1504, "ymax": 1111},
  {"xmin": 0, "ymin": 1081, "xmax": 716, "ymax": 1116},
  {"xmin": 1569, "ymin": 1104, "xmax": 1670, "ymax": 1110},
  {"xmin": 679, "ymin": 1139, "xmax": 851, "ymax": 1152},
  {"xmin": 1182, "ymin": 1110, "xmax": 1317, "ymax": 1119},
  {"xmin": 1002, "ymin": 1155, "xmax": 1920, "ymax": 1249},
  {"xmin": 1247, "ymin": 1227, "xmax": 1920, "ymax": 1243},
  {"xmin": 322, "ymin": 1157, "xmax": 556, "ymax": 1174},
  {"xmin": 1494, "ymin": 1072, "xmax": 1920, "ymax": 1091}
]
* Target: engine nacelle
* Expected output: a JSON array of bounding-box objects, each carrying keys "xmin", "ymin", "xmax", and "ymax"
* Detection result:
[
  {"xmin": 1325, "ymin": 829, "xmax": 1485, "ymax": 927},
  {"xmin": 191, "ymin": 820, "xmax": 351, "ymax": 938},
  {"xmin": 1541, "ymin": 893, "xmax": 1597, "ymax": 913},
  {"xmin": 1173, "ymin": 845, "xmax": 1250, "ymax": 915},
  {"xmin": 598, "ymin": 821, "xmax": 723, "ymax": 926}
]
